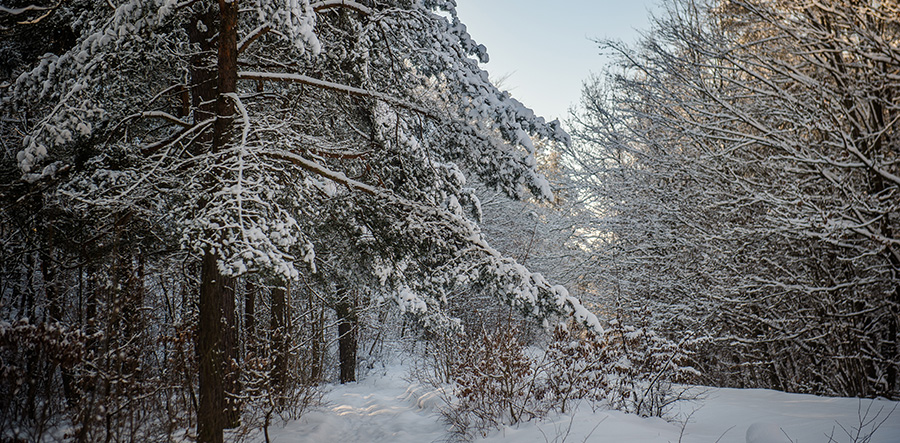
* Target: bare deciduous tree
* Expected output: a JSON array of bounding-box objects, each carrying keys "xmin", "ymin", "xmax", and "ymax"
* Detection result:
[{"xmin": 567, "ymin": 0, "xmax": 899, "ymax": 398}]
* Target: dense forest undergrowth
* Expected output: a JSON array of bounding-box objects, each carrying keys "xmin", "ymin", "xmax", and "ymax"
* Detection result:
[{"xmin": 1, "ymin": 0, "xmax": 897, "ymax": 441}]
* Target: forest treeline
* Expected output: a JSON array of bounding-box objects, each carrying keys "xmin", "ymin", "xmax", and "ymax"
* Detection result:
[
  {"xmin": 1, "ymin": 0, "xmax": 897, "ymax": 442},
  {"xmin": 566, "ymin": 0, "xmax": 899, "ymax": 400}
]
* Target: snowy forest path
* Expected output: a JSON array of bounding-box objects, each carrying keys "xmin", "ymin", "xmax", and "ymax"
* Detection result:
[{"xmin": 249, "ymin": 366, "xmax": 448, "ymax": 442}]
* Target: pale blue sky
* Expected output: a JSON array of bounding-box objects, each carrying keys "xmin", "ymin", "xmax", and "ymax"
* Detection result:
[{"xmin": 455, "ymin": 1, "xmax": 659, "ymax": 125}]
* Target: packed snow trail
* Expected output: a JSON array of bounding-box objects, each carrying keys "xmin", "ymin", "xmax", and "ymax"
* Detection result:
[
  {"xmin": 250, "ymin": 366, "xmax": 449, "ymax": 443},
  {"xmin": 255, "ymin": 364, "xmax": 900, "ymax": 443}
]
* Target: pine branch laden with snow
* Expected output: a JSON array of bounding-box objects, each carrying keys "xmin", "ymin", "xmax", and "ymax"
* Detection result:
[{"xmin": 2, "ymin": 0, "xmax": 598, "ymax": 332}]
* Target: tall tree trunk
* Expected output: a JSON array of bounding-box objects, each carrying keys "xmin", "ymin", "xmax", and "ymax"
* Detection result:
[
  {"xmin": 195, "ymin": 0, "xmax": 239, "ymax": 441},
  {"xmin": 198, "ymin": 251, "xmax": 226, "ymax": 443},
  {"xmin": 335, "ymin": 293, "xmax": 358, "ymax": 384}
]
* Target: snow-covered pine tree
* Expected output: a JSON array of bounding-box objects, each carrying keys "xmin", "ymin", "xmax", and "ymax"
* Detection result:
[{"xmin": 1, "ymin": 0, "xmax": 602, "ymax": 440}]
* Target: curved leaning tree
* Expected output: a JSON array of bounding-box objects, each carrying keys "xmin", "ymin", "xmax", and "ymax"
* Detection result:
[{"xmin": 1, "ymin": 0, "xmax": 600, "ymax": 441}]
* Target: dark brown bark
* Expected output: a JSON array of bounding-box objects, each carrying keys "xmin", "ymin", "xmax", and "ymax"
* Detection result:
[
  {"xmin": 195, "ymin": 0, "xmax": 240, "ymax": 441},
  {"xmin": 198, "ymin": 251, "xmax": 226, "ymax": 443},
  {"xmin": 191, "ymin": 2, "xmax": 221, "ymax": 439},
  {"xmin": 213, "ymin": 0, "xmax": 238, "ymax": 148},
  {"xmin": 335, "ymin": 296, "xmax": 358, "ymax": 384},
  {"xmin": 186, "ymin": 7, "xmax": 216, "ymax": 128}
]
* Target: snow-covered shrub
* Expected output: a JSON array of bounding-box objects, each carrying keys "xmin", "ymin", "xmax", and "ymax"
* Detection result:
[
  {"xmin": 442, "ymin": 323, "xmax": 545, "ymax": 438},
  {"xmin": 540, "ymin": 326, "xmax": 608, "ymax": 414},
  {"xmin": 599, "ymin": 317, "xmax": 700, "ymax": 418},
  {"xmin": 419, "ymin": 314, "xmax": 700, "ymax": 440},
  {"xmin": 232, "ymin": 346, "xmax": 321, "ymax": 443},
  {"xmin": 541, "ymin": 321, "xmax": 699, "ymax": 418}
]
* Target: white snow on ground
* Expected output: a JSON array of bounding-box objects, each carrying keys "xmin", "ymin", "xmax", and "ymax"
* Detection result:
[
  {"xmin": 250, "ymin": 366, "xmax": 449, "ymax": 443},
  {"xmin": 486, "ymin": 388, "xmax": 900, "ymax": 443},
  {"xmin": 257, "ymin": 365, "xmax": 900, "ymax": 443}
]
